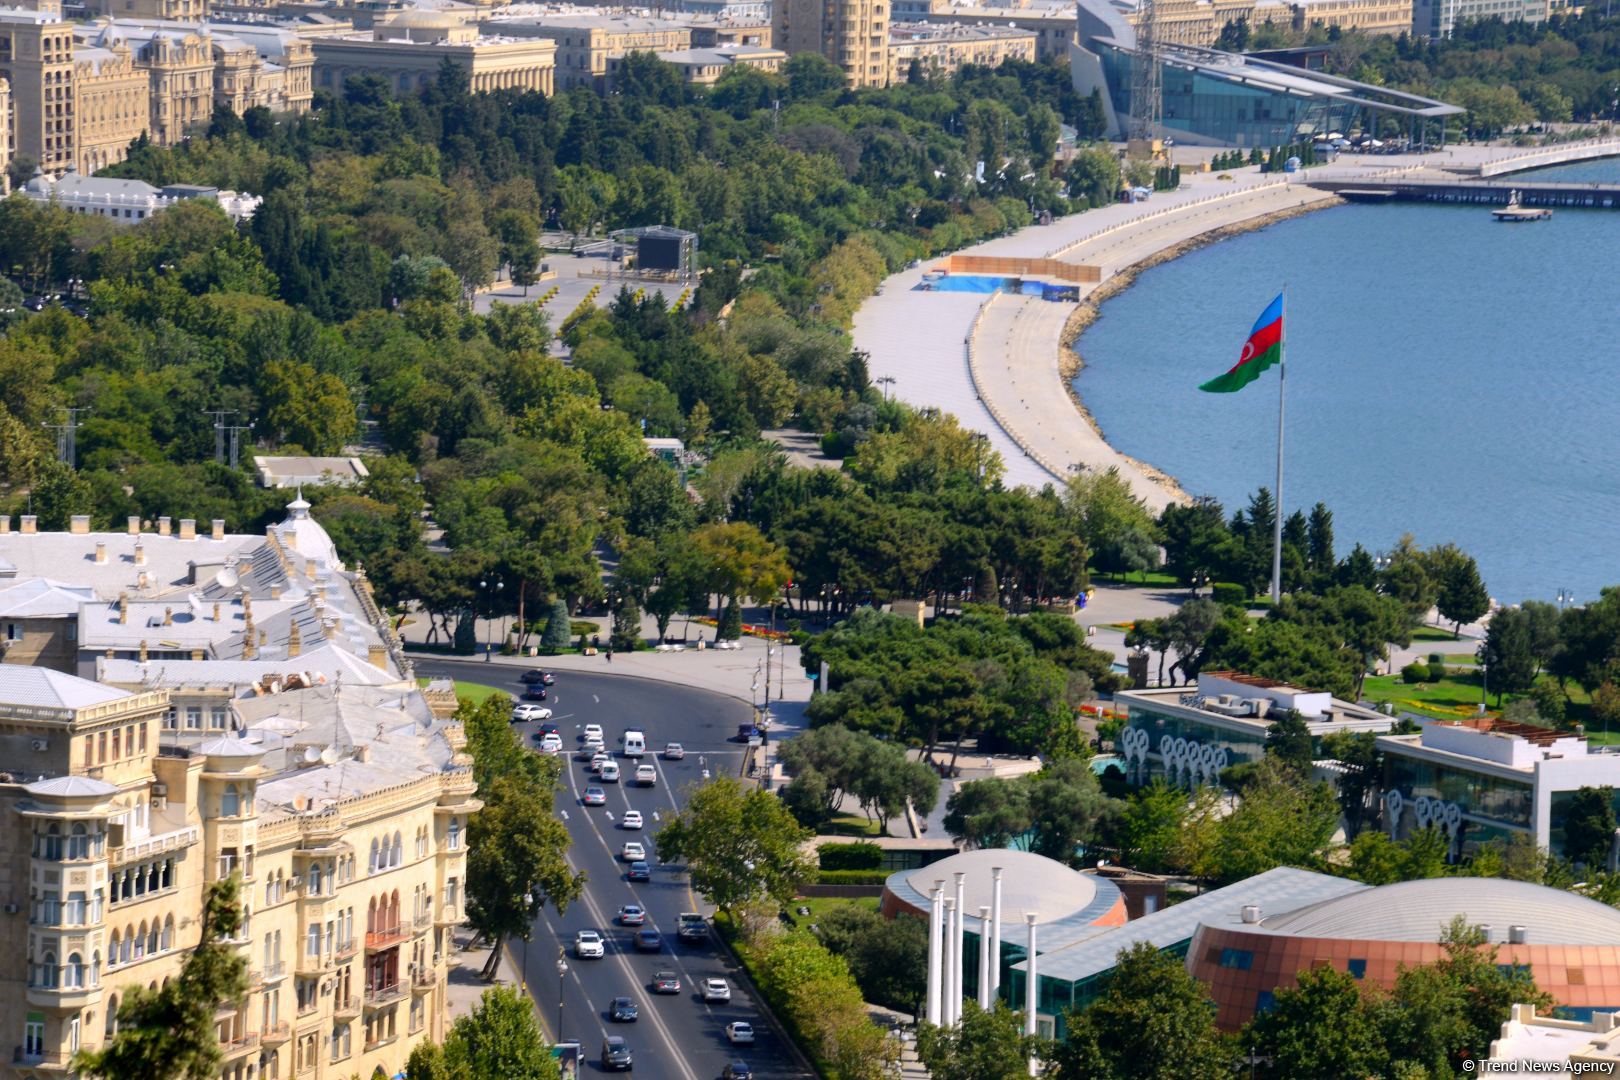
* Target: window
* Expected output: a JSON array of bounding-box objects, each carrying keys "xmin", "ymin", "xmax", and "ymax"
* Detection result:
[
  {"xmin": 210, "ymin": 706, "xmax": 228, "ymax": 729},
  {"xmin": 447, "ymin": 818, "xmax": 461, "ymax": 851},
  {"xmin": 330, "ymin": 1022, "xmax": 350, "ymax": 1061},
  {"xmin": 1347, "ymin": 958, "xmax": 1367, "ymax": 979},
  {"xmin": 185, "ymin": 706, "xmax": 201, "ymax": 730},
  {"xmin": 1255, "ymin": 990, "xmax": 1275, "ymax": 1014},
  {"xmin": 222, "ymin": 784, "xmax": 240, "ymax": 817},
  {"xmin": 23, "ymin": 1014, "xmax": 43, "ymax": 1058},
  {"xmin": 306, "ymin": 924, "xmax": 320, "ymax": 957},
  {"xmin": 1218, "ymin": 948, "xmax": 1253, "ymax": 971},
  {"xmin": 40, "ymin": 825, "xmax": 62, "ymax": 861},
  {"xmin": 68, "ymin": 1015, "xmax": 80, "ymax": 1054}
]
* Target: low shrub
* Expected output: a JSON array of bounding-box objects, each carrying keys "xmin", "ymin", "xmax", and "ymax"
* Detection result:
[
  {"xmin": 1428, "ymin": 661, "xmax": 1447, "ymax": 681},
  {"xmin": 1401, "ymin": 662, "xmax": 1429, "ymax": 684},
  {"xmin": 816, "ymin": 869, "xmax": 889, "ymax": 885},
  {"xmin": 1211, "ymin": 582, "xmax": 1246, "ymax": 606},
  {"xmin": 819, "ymin": 842, "xmax": 882, "ymax": 871}
]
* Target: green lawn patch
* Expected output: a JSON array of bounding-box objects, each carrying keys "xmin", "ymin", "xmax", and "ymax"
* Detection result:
[
  {"xmin": 1412, "ymin": 625, "xmax": 1472, "ymax": 643},
  {"xmin": 1442, "ymin": 654, "xmax": 1478, "ymax": 665},
  {"xmin": 785, "ymin": 896, "xmax": 878, "ymax": 930},
  {"xmin": 1361, "ymin": 673, "xmax": 1489, "ymax": 721},
  {"xmin": 418, "ymin": 678, "xmax": 509, "ymax": 705},
  {"xmin": 823, "ymin": 814, "xmax": 883, "ymax": 838},
  {"xmin": 1092, "ymin": 570, "xmax": 1181, "ymax": 587}
]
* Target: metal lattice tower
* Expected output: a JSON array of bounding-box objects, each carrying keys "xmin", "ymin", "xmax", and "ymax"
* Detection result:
[{"xmin": 1127, "ymin": 0, "xmax": 1163, "ymax": 143}]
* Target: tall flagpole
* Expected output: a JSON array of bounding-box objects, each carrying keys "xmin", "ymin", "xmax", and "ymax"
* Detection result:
[{"xmin": 1269, "ymin": 289, "xmax": 1286, "ymax": 606}]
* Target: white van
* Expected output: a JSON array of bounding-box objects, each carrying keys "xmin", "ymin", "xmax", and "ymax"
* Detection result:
[{"xmin": 621, "ymin": 729, "xmax": 646, "ymax": 757}]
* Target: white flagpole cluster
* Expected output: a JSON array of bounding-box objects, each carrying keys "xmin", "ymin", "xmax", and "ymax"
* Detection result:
[{"xmin": 1269, "ymin": 289, "xmax": 1287, "ymax": 606}]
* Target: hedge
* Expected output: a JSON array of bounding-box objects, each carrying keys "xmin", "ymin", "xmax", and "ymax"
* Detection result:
[
  {"xmin": 1211, "ymin": 582, "xmax": 1246, "ymax": 606},
  {"xmin": 816, "ymin": 869, "xmax": 889, "ymax": 885},
  {"xmin": 819, "ymin": 842, "xmax": 882, "ymax": 871}
]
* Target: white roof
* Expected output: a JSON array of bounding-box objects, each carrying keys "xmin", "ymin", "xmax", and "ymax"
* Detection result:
[
  {"xmin": 97, "ymin": 644, "xmax": 401, "ymax": 691},
  {"xmin": 1256, "ymin": 877, "xmax": 1620, "ymax": 945},
  {"xmin": 0, "ymin": 578, "xmax": 95, "ymax": 619},
  {"xmin": 276, "ymin": 492, "xmax": 341, "ymax": 571},
  {"xmin": 25, "ymin": 775, "xmax": 119, "ymax": 798},
  {"xmin": 0, "ymin": 667, "xmax": 130, "ymax": 710}
]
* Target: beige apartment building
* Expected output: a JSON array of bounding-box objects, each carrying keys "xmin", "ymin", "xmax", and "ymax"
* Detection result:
[
  {"xmin": 651, "ymin": 42, "xmax": 784, "ymax": 83},
  {"xmin": 0, "ymin": 4, "xmax": 79, "ymax": 176},
  {"xmin": 482, "ymin": 13, "xmax": 688, "ymax": 92},
  {"xmin": 312, "ymin": 12, "xmax": 556, "ymax": 95},
  {"xmin": 914, "ymin": 3, "xmax": 1074, "ymax": 60},
  {"xmin": 887, "ymin": 19, "xmax": 1034, "ymax": 81},
  {"xmin": 0, "ymin": 665, "xmax": 477, "ymax": 1080},
  {"xmin": 774, "ymin": 0, "xmax": 890, "ymax": 86},
  {"xmin": 70, "ymin": 33, "xmax": 148, "ymax": 174}
]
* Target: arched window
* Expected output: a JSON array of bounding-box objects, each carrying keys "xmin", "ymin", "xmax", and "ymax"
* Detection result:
[
  {"xmin": 389, "ymin": 890, "xmax": 400, "ymax": 929},
  {"xmin": 146, "ymin": 922, "xmax": 158, "ymax": 954},
  {"xmin": 161, "ymin": 915, "xmax": 174, "ymax": 951},
  {"xmin": 368, "ymin": 839, "xmax": 379, "ymax": 875},
  {"xmin": 91, "ymin": 950, "xmax": 100, "ymax": 986},
  {"xmin": 106, "ymin": 995, "xmax": 119, "ymax": 1036},
  {"xmin": 367, "ymin": 897, "xmax": 377, "ymax": 934},
  {"xmin": 43, "ymin": 824, "xmax": 62, "ymax": 860},
  {"xmin": 109, "ymin": 930, "xmax": 121, "ymax": 966},
  {"xmin": 448, "ymin": 818, "xmax": 461, "ymax": 851},
  {"xmin": 39, "ymin": 951, "xmax": 58, "ymax": 988},
  {"xmin": 69, "ymin": 823, "xmax": 88, "ymax": 860},
  {"xmin": 222, "ymin": 784, "xmax": 240, "ymax": 818},
  {"xmin": 64, "ymin": 953, "xmax": 83, "ymax": 989},
  {"xmin": 121, "ymin": 926, "xmax": 133, "ymax": 964},
  {"xmin": 391, "ymin": 831, "xmax": 402, "ymax": 867},
  {"xmin": 134, "ymin": 922, "xmax": 147, "ymax": 959}
]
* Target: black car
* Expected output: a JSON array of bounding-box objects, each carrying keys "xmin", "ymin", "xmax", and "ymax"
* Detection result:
[
  {"xmin": 602, "ymin": 1036, "xmax": 633, "ymax": 1071},
  {"xmin": 721, "ymin": 1063, "xmax": 753, "ymax": 1080},
  {"xmin": 634, "ymin": 928, "xmax": 662, "ymax": 952},
  {"xmin": 609, "ymin": 996, "xmax": 638, "ymax": 1022},
  {"xmin": 522, "ymin": 685, "xmax": 548, "ymax": 701},
  {"xmin": 734, "ymin": 723, "xmax": 762, "ymax": 742},
  {"xmin": 520, "ymin": 668, "xmax": 557, "ymax": 685},
  {"xmin": 626, "ymin": 861, "xmax": 651, "ymax": 882}
]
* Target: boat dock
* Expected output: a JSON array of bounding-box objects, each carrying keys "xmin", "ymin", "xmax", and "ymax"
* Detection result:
[{"xmin": 1310, "ymin": 178, "xmax": 1620, "ymax": 208}]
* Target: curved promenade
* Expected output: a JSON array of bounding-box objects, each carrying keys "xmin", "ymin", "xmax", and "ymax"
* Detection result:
[{"xmin": 852, "ymin": 140, "xmax": 1620, "ymax": 503}]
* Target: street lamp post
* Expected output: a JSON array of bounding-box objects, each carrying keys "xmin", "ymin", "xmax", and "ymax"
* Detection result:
[
  {"xmin": 556, "ymin": 951, "xmax": 568, "ymax": 1042},
  {"xmin": 1559, "ymin": 588, "xmax": 1576, "ymax": 610},
  {"xmin": 480, "ymin": 578, "xmax": 504, "ymax": 662}
]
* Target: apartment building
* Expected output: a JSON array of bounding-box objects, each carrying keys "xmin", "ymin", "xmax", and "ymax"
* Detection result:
[
  {"xmin": 0, "ymin": 667, "xmax": 478, "ymax": 1080},
  {"xmin": 911, "ymin": 2, "xmax": 1074, "ymax": 59},
  {"xmin": 652, "ymin": 42, "xmax": 784, "ymax": 82},
  {"xmin": 312, "ymin": 11, "xmax": 556, "ymax": 95},
  {"xmin": 887, "ymin": 19, "xmax": 1035, "ymax": 81},
  {"xmin": 0, "ymin": 3, "xmax": 79, "ymax": 176},
  {"xmin": 773, "ymin": 0, "xmax": 889, "ymax": 86},
  {"xmin": 483, "ymin": 12, "xmax": 688, "ymax": 91}
]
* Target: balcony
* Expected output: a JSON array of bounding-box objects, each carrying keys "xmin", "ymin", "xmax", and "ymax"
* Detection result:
[
  {"xmin": 261, "ymin": 1021, "xmax": 291, "ymax": 1046},
  {"xmin": 413, "ymin": 910, "xmax": 433, "ymax": 931},
  {"xmin": 435, "ymin": 906, "xmax": 461, "ymax": 927},
  {"xmin": 219, "ymin": 1033, "xmax": 259, "ymax": 1059},
  {"xmin": 335, "ymin": 939, "xmax": 359, "ymax": 963},
  {"xmin": 10, "ymin": 1048, "xmax": 73, "ymax": 1071},
  {"xmin": 363, "ymin": 982, "xmax": 405, "ymax": 1010},
  {"xmin": 27, "ymin": 980, "xmax": 100, "ymax": 1010},
  {"xmin": 333, "ymin": 995, "xmax": 362, "ymax": 1020},
  {"xmin": 110, "ymin": 825, "xmax": 198, "ymax": 867},
  {"xmin": 365, "ymin": 927, "xmax": 408, "ymax": 953},
  {"xmin": 412, "ymin": 967, "xmax": 436, "ymax": 993},
  {"xmin": 296, "ymin": 951, "xmax": 334, "ymax": 976},
  {"xmin": 260, "ymin": 960, "xmax": 287, "ymax": 984}
]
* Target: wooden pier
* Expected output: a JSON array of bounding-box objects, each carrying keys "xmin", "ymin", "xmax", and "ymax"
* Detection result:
[{"xmin": 1308, "ymin": 178, "xmax": 1620, "ymax": 209}]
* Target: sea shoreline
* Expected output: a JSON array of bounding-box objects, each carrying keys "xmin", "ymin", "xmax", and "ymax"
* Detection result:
[{"xmin": 1056, "ymin": 196, "xmax": 1343, "ymax": 506}]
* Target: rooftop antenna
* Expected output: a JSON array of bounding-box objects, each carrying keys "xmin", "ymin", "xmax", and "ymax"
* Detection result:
[
  {"xmin": 44, "ymin": 406, "xmax": 89, "ymax": 468},
  {"xmin": 203, "ymin": 409, "xmax": 236, "ymax": 465},
  {"xmin": 1127, "ymin": 0, "xmax": 1163, "ymax": 145}
]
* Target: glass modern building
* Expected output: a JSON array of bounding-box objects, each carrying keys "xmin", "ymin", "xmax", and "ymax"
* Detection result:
[
  {"xmin": 1071, "ymin": 0, "xmax": 1463, "ymax": 146},
  {"xmin": 1377, "ymin": 717, "xmax": 1620, "ymax": 862}
]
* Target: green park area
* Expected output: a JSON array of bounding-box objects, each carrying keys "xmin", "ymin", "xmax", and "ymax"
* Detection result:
[{"xmin": 419, "ymin": 678, "xmax": 509, "ymax": 706}]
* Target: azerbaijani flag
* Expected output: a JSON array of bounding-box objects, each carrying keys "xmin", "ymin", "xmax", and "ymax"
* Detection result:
[{"xmin": 1200, "ymin": 293, "xmax": 1283, "ymax": 393}]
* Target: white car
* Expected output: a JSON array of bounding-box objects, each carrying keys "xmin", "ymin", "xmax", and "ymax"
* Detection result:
[
  {"xmin": 600, "ymin": 761, "xmax": 621, "ymax": 783},
  {"xmin": 511, "ymin": 703, "xmax": 553, "ymax": 722},
  {"xmin": 539, "ymin": 733, "xmax": 563, "ymax": 753},
  {"xmin": 621, "ymin": 841, "xmax": 646, "ymax": 862},
  {"xmin": 702, "ymin": 978, "xmax": 731, "ymax": 1003},
  {"xmin": 621, "ymin": 810, "xmax": 644, "ymax": 830},
  {"xmin": 590, "ymin": 752, "xmax": 613, "ymax": 773},
  {"xmin": 725, "ymin": 1022, "xmax": 755, "ymax": 1045},
  {"xmin": 583, "ymin": 736, "xmax": 606, "ymax": 754},
  {"xmin": 635, "ymin": 764, "xmax": 657, "ymax": 786},
  {"xmin": 575, "ymin": 929, "xmax": 605, "ymax": 959},
  {"xmin": 583, "ymin": 724, "xmax": 604, "ymax": 743}
]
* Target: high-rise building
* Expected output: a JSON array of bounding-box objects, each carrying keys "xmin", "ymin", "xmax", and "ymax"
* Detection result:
[
  {"xmin": 773, "ymin": 0, "xmax": 890, "ymax": 86},
  {"xmin": 0, "ymin": 3, "xmax": 79, "ymax": 176}
]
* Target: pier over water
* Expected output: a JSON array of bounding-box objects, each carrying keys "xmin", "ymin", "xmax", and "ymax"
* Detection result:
[{"xmin": 1310, "ymin": 177, "xmax": 1620, "ymax": 209}]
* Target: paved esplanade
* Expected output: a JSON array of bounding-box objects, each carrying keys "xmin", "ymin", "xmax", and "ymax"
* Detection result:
[{"xmin": 852, "ymin": 139, "xmax": 1620, "ymax": 505}]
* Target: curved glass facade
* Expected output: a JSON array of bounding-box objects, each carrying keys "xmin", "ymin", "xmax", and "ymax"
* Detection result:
[
  {"xmin": 1383, "ymin": 755, "xmax": 1533, "ymax": 832},
  {"xmin": 1095, "ymin": 41, "xmax": 1365, "ymax": 148}
]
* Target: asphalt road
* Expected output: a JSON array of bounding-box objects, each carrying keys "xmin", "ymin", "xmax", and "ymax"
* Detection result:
[{"xmin": 414, "ymin": 659, "xmax": 813, "ymax": 1080}]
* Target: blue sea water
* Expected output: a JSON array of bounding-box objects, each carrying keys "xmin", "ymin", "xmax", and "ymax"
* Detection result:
[{"xmin": 1072, "ymin": 159, "xmax": 1620, "ymax": 607}]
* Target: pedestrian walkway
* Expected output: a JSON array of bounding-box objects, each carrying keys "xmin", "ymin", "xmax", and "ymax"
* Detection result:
[
  {"xmin": 444, "ymin": 924, "xmax": 523, "ymax": 1023},
  {"xmin": 866, "ymin": 1004, "xmax": 931, "ymax": 1080}
]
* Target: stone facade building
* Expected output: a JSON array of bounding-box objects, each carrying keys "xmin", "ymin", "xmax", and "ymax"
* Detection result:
[
  {"xmin": 312, "ymin": 11, "xmax": 556, "ymax": 96},
  {"xmin": 886, "ymin": 20, "xmax": 1035, "ymax": 82},
  {"xmin": 773, "ymin": 0, "xmax": 890, "ymax": 86}
]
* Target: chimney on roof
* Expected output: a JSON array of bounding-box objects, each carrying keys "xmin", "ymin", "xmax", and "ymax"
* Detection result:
[
  {"xmin": 0, "ymin": 515, "xmax": 9, "ymax": 534},
  {"xmin": 20, "ymin": 516, "xmax": 37, "ymax": 535},
  {"xmin": 322, "ymin": 618, "xmax": 336, "ymax": 641},
  {"xmin": 158, "ymin": 517, "xmax": 171, "ymax": 537},
  {"xmin": 134, "ymin": 542, "xmax": 146, "ymax": 566},
  {"xmin": 211, "ymin": 519, "xmax": 224, "ymax": 541},
  {"xmin": 139, "ymin": 639, "xmax": 148, "ymax": 662},
  {"xmin": 288, "ymin": 620, "xmax": 302, "ymax": 658},
  {"xmin": 118, "ymin": 593, "xmax": 128, "ymax": 625},
  {"xmin": 213, "ymin": 602, "xmax": 221, "ymax": 622},
  {"xmin": 94, "ymin": 541, "xmax": 107, "ymax": 565},
  {"xmin": 368, "ymin": 644, "xmax": 388, "ymax": 669},
  {"xmin": 242, "ymin": 625, "xmax": 257, "ymax": 659},
  {"xmin": 70, "ymin": 515, "xmax": 90, "ymax": 535},
  {"xmin": 270, "ymin": 584, "xmax": 282, "ymax": 600},
  {"xmin": 353, "ymin": 744, "xmax": 371, "ymax": 764},
  {"xmin": 236, "ymin": 557, "xmax": 253, "ymax": 576},
  {"xmin": 178, "ymin": 519, "xmax": 196, "ymax": 541},
  {"xmin": 137, "ymin": 570, "xmax": 150, "ymax": 590},
  {"xmin": 163, "ymin": 606, "xmax": 173, "ymax": 626},
  {"xmin": 127, "ymin": 515, "xmax": 141, "ymax": 535}
]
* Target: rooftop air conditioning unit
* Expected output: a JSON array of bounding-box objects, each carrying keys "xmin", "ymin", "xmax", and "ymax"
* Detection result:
[
  {"xmin": 30, "ymin": 739, "xmax": 47, "ymax": 752},
  {"xmin": 1240, "ymin": 905, "xmax": 1262, "ymax": 924},
  {"xmin": 3, "ymin": 903, "xmax": 17, "ymax": 915}
]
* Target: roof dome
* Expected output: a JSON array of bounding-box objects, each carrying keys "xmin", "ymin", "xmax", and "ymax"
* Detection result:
[
  {"xmin": 884, "ymin": 848, "xmax": 1125, "ymax": 945},
  {"xmin": 1259, "ymin": 877, "xmax": 1620, "ymax": 945},
  {"xmin": 197, "ymin": 736, "xmax": 265, "ymax": 759},
  {"xmin": 384, "ymin": 9, "xmax": 458, "ymax": 26},
  {"xmin": 278, "ymin": 490, "xmax": 341, "ymax": 570},
  {"xmin": 26, "ymin": 775, "xmax": 119, "ymax": 799}
]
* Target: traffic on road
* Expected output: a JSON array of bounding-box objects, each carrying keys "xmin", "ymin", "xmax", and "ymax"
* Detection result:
[{"xmin": 414, "ymin": 659, "xmax": 813, "ymax": 1080}]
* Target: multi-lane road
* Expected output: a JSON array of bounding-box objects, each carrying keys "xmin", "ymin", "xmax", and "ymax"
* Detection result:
[{"xmin": 415, "ymin": 659, "xmax": 814, "ymax": 1080}]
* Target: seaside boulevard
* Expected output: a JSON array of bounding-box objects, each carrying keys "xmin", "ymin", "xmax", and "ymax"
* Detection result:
[{"xmin": 852, "ymin": 139, "xmax": 1620, "ymax": 507}]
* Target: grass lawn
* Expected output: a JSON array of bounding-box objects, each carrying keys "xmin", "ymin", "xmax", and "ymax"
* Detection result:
[
  {"xmin": 824, "ymin": 814, "xmax": 883, "ymax": 838},
  {"xmin": 418, "ymin": 678, "xmax": 509, "ymax": 705},
  {"xmin": 1412, "ymin": 625, "xmax": 1472, "ymax": 643},
  {"xmin": 1442, "ymin": 654, "xmax": 1478, "ymax": 665},
  {"xmin": 1093, "ymin": 570, "xmax": 1181, "ymax": 587},
  {"xmin": 1361, "ymin": 672, "xmax": 1489, "ymax": 720},
  {"xmin": 785, "ymin": 896, "xmax": 878, "ymax": 930}
]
